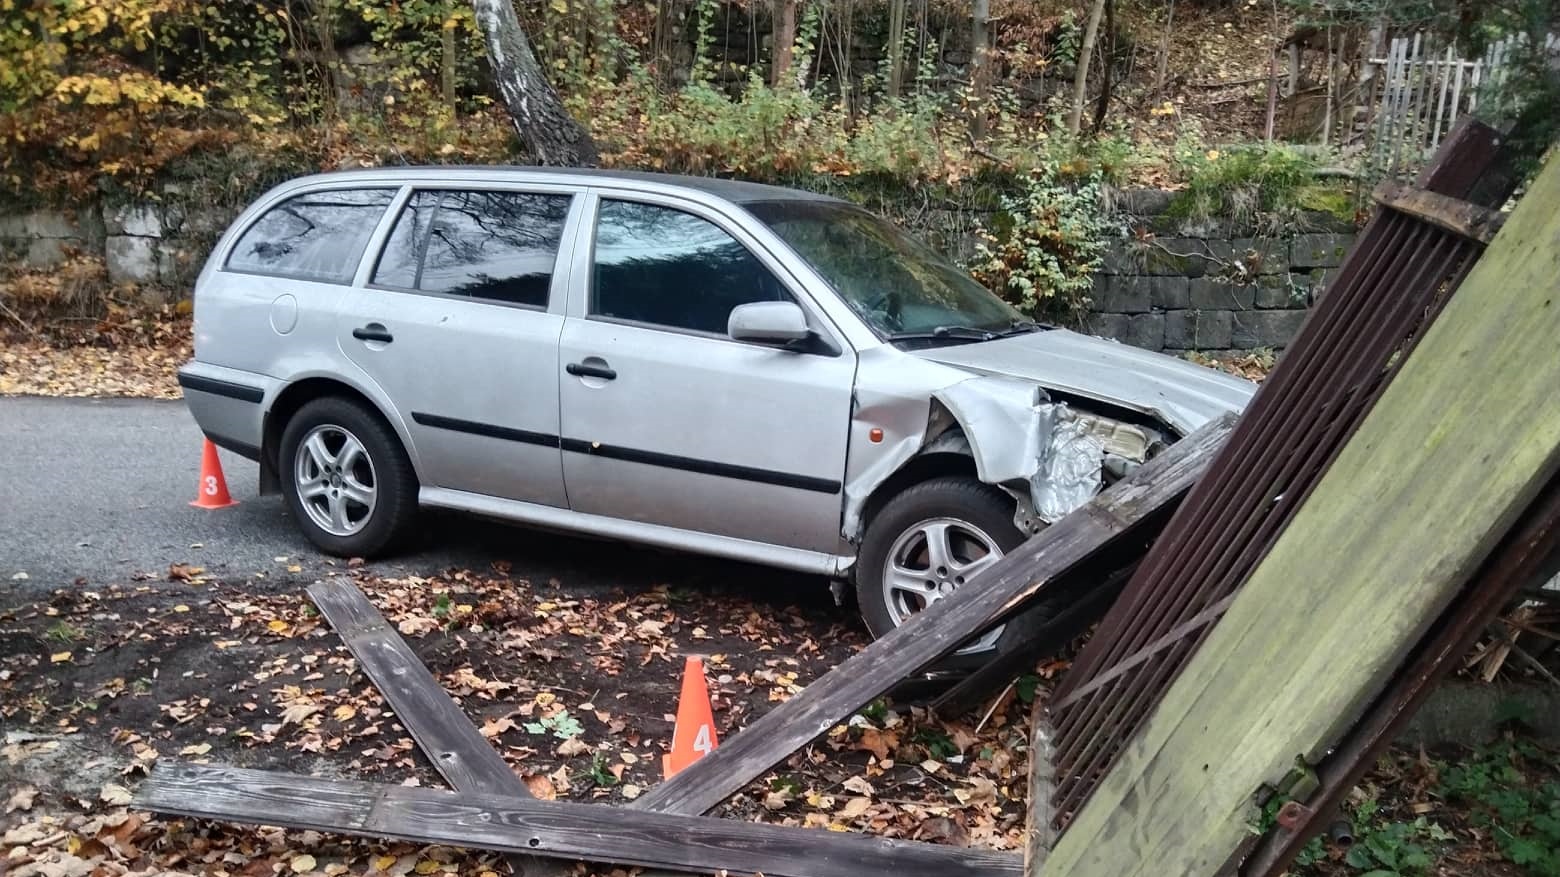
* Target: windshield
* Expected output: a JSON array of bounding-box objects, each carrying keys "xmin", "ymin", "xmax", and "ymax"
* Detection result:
[{"xmin": 745, "ymin": 200, "xmax": 1024, "ymax": 338}]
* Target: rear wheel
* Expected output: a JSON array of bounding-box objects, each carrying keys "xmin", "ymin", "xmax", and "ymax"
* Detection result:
[
  {"xmin": 279, "ymin": 396, "xmax": 418, "ymax": 558},
  {"xmin": 855, "ymin": 476, "xmax": 1064, "ymax": 672}
]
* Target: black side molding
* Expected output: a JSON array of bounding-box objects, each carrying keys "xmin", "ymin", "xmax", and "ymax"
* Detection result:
[
  {"xmin": 559, "ymin": 438, "xmax": 842, "ymax": 495},
  {"xmin": 178, "ymin": 371, "xmax": 265, "ymax": 404},
  {"xmin": 411, "ymin": 411, "xmax": 842, "ymax": 495},
  {"xmin": 412, "ymin": 412, "xmax": 561, "ymax": 448}
]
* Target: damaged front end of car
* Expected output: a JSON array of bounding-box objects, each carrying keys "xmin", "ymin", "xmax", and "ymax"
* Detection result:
[{"xmin": 841, "ymin": 373, "xmax": 1168, "ymax": 562}]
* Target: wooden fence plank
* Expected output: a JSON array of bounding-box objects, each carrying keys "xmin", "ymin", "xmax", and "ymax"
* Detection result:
[
  {"xmin": 635, "ymin": 414, "xmax": 1236, "ymax": 816},
  {"xmin": 136, "ymin": 762, "xmax": 1022, "ymax": 877},
  {"xmin": 1039, "ymin": 153, "xmax": 1560, "ymax": 877},
  {"xmin": 307, "ymin": 583, "xmax": 568, "ymax": 877},
  {"xmin": 1372, "ymin": 181, "xmax": 1506, "ymax": 243}
]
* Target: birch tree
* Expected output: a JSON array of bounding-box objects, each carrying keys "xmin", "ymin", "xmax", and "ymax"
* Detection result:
[{"xmin": 471, "ymin": 0, "xmax": 599, "ymax": 166}]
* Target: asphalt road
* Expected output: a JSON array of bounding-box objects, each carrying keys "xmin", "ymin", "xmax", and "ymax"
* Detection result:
[{"xmin": 0, "ymin": 396, "xmax": 820, "ymax": 603}]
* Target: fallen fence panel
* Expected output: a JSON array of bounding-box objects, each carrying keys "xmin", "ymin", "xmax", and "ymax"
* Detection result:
[
  {"xmin": 1037, "ymin": 144, "xmax": 1560, "ymax": 877},
  {"xmin": 136, "ymin": 762, "xmax": 1023, "ymax": 877},
  {"xmin": 307, "ymin": 582, "xmax": 568, "ymax": 877}
]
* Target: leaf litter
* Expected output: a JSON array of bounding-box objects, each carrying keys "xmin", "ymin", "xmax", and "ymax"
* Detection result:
[{"xmin": 2, "ymin": 558, "xmax": 1053, "ymax": 875}]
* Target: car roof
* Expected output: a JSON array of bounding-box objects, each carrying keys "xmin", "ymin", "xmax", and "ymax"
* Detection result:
[{"xmin": 287, "ymin": 166, "xmax": 846, "ymax": 206}]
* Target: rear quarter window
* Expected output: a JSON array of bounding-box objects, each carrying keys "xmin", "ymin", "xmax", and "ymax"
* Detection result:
[{"xmin": 226, "ymin": 188, "xmax": 397, "ymax": 284}]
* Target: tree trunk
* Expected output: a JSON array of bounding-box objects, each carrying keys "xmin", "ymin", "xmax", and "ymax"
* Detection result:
[
  {"xmin": 971, "ymin": 0, "xmax": 991, "ymax": 138},
  {"xmin": 440, "ymin": 1, "xmax": 457, "ymax": 114},
  {"xmin": 886, "ymin": 0, "xmax": 908, "ymax": 97},
  {"xmin": 314, "ymin": 0, "xmax": 339, "ymax": 113},
  {"xmin": 472, "ymin": 0, "xmax": 599, "ymax": 166},
  {"xmin": 1090, "ymin": 0, "xmax": 1114, "ymax": 132},
  {"xmin": 1153, "ymin": 0, "xmax": 1174, "ymax": 94},
  {"xmin": 1066, "ymin": 0, "xmax": 1107, "ymax": 136},
  {"xmin": 772, "ymin": 0, "xmax": 798, "ymax": 87}
]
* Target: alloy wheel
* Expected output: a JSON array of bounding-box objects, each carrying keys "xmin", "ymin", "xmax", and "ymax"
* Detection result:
[
  {"xmin": 293, "ymin": 424, "xmax": 377, "ymax": 537},
  {"xmin": 881, "ymin": 516, "xmax": 1006, "ymax": 653}
]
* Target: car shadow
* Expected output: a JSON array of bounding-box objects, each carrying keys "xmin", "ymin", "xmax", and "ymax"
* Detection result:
[{"xmin": 372, "ymin": 509, "xmax": 847, "ymax": 616}]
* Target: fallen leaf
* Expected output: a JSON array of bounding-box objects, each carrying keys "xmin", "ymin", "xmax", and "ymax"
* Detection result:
[
  {"xmin": 290, "ymin": 854, "xmax": 317, "ymax": 873},
  {"xmin": 179, "ymin": 742, "xmax": 212, "ymax": 756},
  {"xmin": 333, "ymin": 705, "xmax": 356, "ymax": 722},
  {"xmin": 168, "ymin": 563, "xmax": 204, "ymax": 582},
  {"xmin": 621, "ymin": 784, "xmax": 642, "ymax": 800},
  {"xmin": 838, "ymin": 796, "xmax": 871, "ymax": 819},
  {"xmin": 50, "ymin": 651, "xmax": 73, "ymax": 663},
  {"xmin": 4, "ymin": 785, "xmax": 36, "ymax": 813},
  {"xmin": 556, "ymin": 737, "xmax": 589, "ymax": 757},
  {"xmin": 524, "ymin": 774, "xmax": 557, "ymax": 800},
  {"xmin": 99, "ymin": 783, "xmax": 132, "ymax": 805}
]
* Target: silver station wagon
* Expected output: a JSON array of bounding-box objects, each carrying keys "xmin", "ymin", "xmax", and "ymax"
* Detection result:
[{"xmin": 180, "ymin": 167, "xmax": 1254, "ymax": 659}]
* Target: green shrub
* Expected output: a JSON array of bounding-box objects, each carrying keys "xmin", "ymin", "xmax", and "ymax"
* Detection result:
[{"xmin": 970, "ymin": 165, "xmax": 1110, "ymax": 323}]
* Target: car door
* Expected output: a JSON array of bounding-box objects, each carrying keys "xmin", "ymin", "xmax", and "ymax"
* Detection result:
[
  {"xmin": 336, "ymin": 186, "xmax": 582, "ymax": 508},
  {"xmin": 556, "ymin": 191, "xmax": 856, "ymax": 555}
]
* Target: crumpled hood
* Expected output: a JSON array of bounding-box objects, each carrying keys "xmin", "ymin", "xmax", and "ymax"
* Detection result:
[{"xmin": 910, "ymin": 328, "xmax": 1257, "ymax": 433}]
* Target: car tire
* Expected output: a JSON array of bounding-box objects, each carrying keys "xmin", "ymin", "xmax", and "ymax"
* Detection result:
[
  {"xmin": 855, "ymin": 476, "xmax": 1066, "ymax": 673},
  {"xmin": 279, "ymin": 396, "xmax": 418, "ymax": 558}
]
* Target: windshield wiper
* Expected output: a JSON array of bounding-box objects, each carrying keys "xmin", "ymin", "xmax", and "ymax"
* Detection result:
[
  {"xmin": 889, "ymin": 325, "xmax": 999, "ymax": 342},
  {"xmin": 1000, "ymin": 319, "xmax": 1055, "ymax": 335}
]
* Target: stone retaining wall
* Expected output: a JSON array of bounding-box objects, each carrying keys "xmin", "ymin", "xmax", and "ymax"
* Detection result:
[
  {"xmin": 1, "ymin": 190, "xmax": 1356, "ymax": 354},
  {"xmin": 1079, "ymin": 191, "xmax": 1356, "ymax": 355},
  {"xmin": 0, "ymin": 198, "xmax": 228, "ymax": 300}
]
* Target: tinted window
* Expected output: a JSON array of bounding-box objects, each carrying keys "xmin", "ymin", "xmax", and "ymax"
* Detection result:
[
  {"xmin": 746, "ymin": 199, "xmax": 1022, "ymax": 337},
  {"xmin": 373, "ymin": 191, "xmax": 439, "ymax": 289},
  {"xmin": 227, "ymin": 189, "xmax": 396, "ymax": 283},
  {"xmin": 591, "ymin": 200, "xmax": 788, "ymax": 335},
  {"xmin": 373, "ymin": 190, "xmax": 571, "ymax": 308}
]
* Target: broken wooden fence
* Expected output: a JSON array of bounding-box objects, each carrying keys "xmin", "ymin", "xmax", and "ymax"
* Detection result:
[
  {"xmin": 1043, "ymin": 118, "xmax": 1520, "ymax": 836},
  {"xmin": 135, "ymin": 412, "xmax": 1234, "ymax": 875},
  {"xmin": 1035, "ymin": 121, "xmax": 1560, "ymax": 877}
]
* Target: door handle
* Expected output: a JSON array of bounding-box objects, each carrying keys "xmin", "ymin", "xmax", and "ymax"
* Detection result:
[
  {"xmin": 566, "ymin": 362, "xmax": 617, "ymax": 380},
  {"xmin": 353, "ymin": 325, "xmax": 394, "ymax": 343}
]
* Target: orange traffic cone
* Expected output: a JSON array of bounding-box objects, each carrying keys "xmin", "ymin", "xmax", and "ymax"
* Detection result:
[
  {"xmin": 190, "ymin": 439, "xmax": 239, "ymax": 509},
  {"xmin": 663, "ymin": 656, "xmax": 718, "ymax": 779}
]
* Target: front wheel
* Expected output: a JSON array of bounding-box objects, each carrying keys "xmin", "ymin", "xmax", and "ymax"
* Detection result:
[
  {"xmin": 855, "ymin": 476, "xmax": 1059, "ymax": 672},
  {"xmin": 279, "ymin": 396, "xmax": 418, "ymax": 558}
]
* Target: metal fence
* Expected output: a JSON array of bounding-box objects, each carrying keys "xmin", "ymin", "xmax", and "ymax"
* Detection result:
[{"xmin": 1369, "ymin": 32, "xmax": 1558, "ymax": 172}]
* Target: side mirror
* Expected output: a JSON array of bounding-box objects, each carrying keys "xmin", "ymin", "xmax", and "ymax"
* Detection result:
[{"xmin": 728, "ymin": 301, "xmax": 811, "ymax": 345}]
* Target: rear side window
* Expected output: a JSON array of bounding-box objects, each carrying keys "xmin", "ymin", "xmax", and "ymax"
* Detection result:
[
  {"xmin": 226, "ymin": 188, "xmax": 396, "ymax": 284},
  {"xmin": 590, "ymin": 199, "xmax": 788, "ymax": 335},
  {"xmin": 372, "ymin": 189, "xmax": 572, "ymax": 308}
]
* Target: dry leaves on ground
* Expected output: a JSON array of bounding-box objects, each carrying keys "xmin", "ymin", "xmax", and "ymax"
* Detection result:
[{"xmin": 0, "ymin": 340, "xmax": 187, "ymax": 398}]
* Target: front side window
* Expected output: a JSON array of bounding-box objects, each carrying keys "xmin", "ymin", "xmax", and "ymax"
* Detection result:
[
  {"xmin": 372, "ymin": 189, "xmax": 572, "ymax": 308},
  {"xmin": 227, "ymin": 188, "xmax": 396, "ymax": 284},
  {"xmin": 590, "ymin": 199, "xmax": 789, "ymax": 335},
  {"xmin": 745, "ymin": 199, "xmax": 1024, "ymax": 338}
]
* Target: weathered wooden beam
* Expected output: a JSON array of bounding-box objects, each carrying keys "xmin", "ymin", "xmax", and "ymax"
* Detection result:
[
  {"xmin": 1040, "ymin": 153, "xmax": 1560, "ymax": 877},
  {"xmin": 307, "ymin": 583, "xmax": 568, "ymax": 877},
  {"xmin": 136, "ymin": 762, "xmax": 1023, "ymax": 877},
  {"xmin": 933, "ymin": 562, "xmax": 1137, "ymax": 720},
  {"xmin": 637, "ymin": 414, "xmax": 1236, "ymax": 816},
  {"xmin": 1373, "ymin": 180, "xmax": 1506, "ymax": 243}
]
